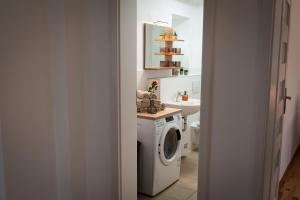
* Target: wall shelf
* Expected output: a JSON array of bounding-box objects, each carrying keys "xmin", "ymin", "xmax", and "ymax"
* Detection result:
[
  {"xmin": 144, "ymin": 24, "xmax": 184, "ymax": 70},
  {"xmin": 155, "ymin": 39, "xmax": 184, "ymax": 42},
  {"xmin": 144, "ymin": 67, "xmax": 181, "ymax": 70},
  {"xmin": 154, "ymin": 53, "xmax": 184, "ymax": 56}
]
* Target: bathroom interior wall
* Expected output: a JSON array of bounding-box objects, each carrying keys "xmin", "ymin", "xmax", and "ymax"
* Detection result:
[
  {"xmin": 279, "ymin": 0, "xmax": 300, "ymax": 179},
  {"xmin": 137, "ymin": 0, "xmax": 203, "ymax": 90},
  {"xmin": 0, "ymin": 0, "xmax": 119, "ymax": 200},
  {"xmin": 158, "ymin": 75, "xmax": 201, "ymax": 102},
  {"xmin": 172, "ymin": 15, "xmax": 191, "ymax": 70}
]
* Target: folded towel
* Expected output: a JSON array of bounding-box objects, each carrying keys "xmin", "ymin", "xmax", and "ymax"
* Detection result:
[
  {"xmin": 142, "ymin": 99, "xmax": 150, "ymax": 103},
  {"xmin": 160, "ymin": 103, "xmax": 166, "ymax": 111},
  {"xmin": 137, "ymin": 101, "xmax": 141, "ymax": 112},
  {"xmin": 143, "ymin": 93, "xmax": 151, "ymax": 100},
  {"xmin": 137, "ymin": 98, "xmax": 165, "ymax": 113},
  {"xmin": 153, "ymin": 99, "xmax": 161, "ymax": 104},
  {"xmin": 153, "ymin": 105, "xmax": 161, "ymax": 109},
  {"xmin": 139, "ymin": 99, "xmax": 149, "ymax": 108},
  {"xmin": 136, "ymin": 99, "xmax": 142, "ymax": 106},
  {"xmin": 142, "ymin": 102, "xmax": 150, "ymax": 108},
  {"xmin": 137, "ymin": 90, "xmax": 150, "ymax": 99},
  {"xmin": 150, "ymin": 93, "xmax": 158, "ymax": 100}
]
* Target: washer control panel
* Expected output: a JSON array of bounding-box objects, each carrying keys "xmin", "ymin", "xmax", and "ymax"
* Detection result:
[
  {"xmin": 165, "ymin": 116, "xmax": 174, "ymax": 122},
  {"xmin": 155, "ymin": 113, "xmax": 182, "ymax": 128}
]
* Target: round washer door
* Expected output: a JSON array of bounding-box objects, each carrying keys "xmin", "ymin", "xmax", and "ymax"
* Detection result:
[{"xmin": 159, "ymin": 123, "xmax": 182, "ymax": 166}]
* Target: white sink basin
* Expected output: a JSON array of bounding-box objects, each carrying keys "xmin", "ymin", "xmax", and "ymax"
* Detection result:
[{"xmin": 165, "ymin": 98, "xmax": 200, "ymax": 116}]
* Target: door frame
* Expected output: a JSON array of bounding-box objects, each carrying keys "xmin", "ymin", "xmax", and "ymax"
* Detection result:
[
  {"xmin": 118, "ymin": 0, "xmax": 138, "ymax": 199},
  {"xmin": 117, "ymin": 0, "xmax": 216, "ymax": 199},
  {"xmin": 263, "ymin": 0, "xmax": 282, "ymax": 198},
  {"xmin": 197, "ymin": 0, "xmax": 216, "ymax": 199},
  {"xmin": 263, "ymin": 0, "xmax": 282, "ymax": 196},
  {"xmin": 117, "ymin": 0, "xmax": 281, "ymax": 199},
  {"xmin": 263, "ymin": 0, "xmax": 291, "ymax": 199}
]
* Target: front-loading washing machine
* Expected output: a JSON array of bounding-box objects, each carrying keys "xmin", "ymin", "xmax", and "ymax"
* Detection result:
[{"xmin": 137, "ymin": 111, "xmax": 182, "ymax": 196}]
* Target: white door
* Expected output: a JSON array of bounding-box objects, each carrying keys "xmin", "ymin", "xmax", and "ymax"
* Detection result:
[{"xmin": 270, "ymin": 0, "xmax": 291, "ymax": 199}]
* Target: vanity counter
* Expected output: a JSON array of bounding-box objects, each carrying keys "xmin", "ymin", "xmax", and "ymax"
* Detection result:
[{"xmin": 137, "ymin": 107, "xmax": 182, "ymax": 120}]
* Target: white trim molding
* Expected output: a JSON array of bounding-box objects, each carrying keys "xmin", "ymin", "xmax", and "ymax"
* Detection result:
[
  {"xmin": 119, "ymin": 0, "xmax": 138, "ymax": 199},
  {"xmin": 197, "ymin": 0, "xmax": 217, "ymax": 199},
  {"xmin": 263, "ymin": 0, "xmax": 287, "ymax": 199}
]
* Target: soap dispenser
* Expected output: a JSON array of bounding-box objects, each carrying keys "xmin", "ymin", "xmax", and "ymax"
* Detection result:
[{"xmin": 182, "ymin": 91, "xmax": 189, "ymax": 101}]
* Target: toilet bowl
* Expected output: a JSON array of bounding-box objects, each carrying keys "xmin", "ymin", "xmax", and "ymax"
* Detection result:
[{"xmin": 190, "ymin": 121, "xmax": 200, "ymax": 150}]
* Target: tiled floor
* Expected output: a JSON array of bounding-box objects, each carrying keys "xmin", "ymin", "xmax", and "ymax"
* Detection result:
[
  {"xmin": 279, "ymin": 149, "xmax": 300, "ymax": 200},
  {"xmin": 138, "ymin": 150, "xmax": 198, "ymax": 200}
]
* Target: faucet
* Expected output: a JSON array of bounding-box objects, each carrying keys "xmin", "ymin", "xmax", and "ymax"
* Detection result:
[{"xmin": 176, "ymin": 92, "xmax": 183, "ymax": 102}]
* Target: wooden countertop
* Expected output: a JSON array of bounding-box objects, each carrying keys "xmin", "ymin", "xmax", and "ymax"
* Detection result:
[{"xmin": 137, "ymin": 107, "xmax": 182, "ymax": 120}]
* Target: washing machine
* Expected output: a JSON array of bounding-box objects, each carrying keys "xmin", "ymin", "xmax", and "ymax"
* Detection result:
[{"xmin": 137, "ymin": 112, "xmax": 182, "ymax": 196}]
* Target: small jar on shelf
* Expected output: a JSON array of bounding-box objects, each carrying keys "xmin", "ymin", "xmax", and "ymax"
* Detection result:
[
  {"xmin": 180, "ymin": 68, "xmax": 184, "ymax": 75},
  {"xmin": 172, "ymin": 69, "xmax": 179, "ymax": 76},
  {"xmin": 172, "ymin": 32, "xmax": 178, "ymax": 40},
  {"xmin": 160, "ymin": 47, "xmax": 165, "ymax": 53},
  {"xmin": 160, "ymin": 61, "xmax": 171, "ymax": 67},
  {"xmin": 159, "ymin": 34, "xmax": 165, "ymax": 40},
  {"xmin": 174, "ymin": 61, "xmax": 181, "ymax": 68},
  {"xmin": 184, "ymin": 69, "xmax": 189, "ymax": 75}
]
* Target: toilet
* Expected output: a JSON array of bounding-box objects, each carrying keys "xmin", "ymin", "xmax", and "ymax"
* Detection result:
[{"xmin": 190, "ymin": 121, "xmax": 200, "ymax": 150}]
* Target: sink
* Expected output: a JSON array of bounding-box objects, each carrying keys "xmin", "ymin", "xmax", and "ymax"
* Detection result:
[{"xmin": 165, "ymin": 98, "xmax": 200, "ymax": 116}]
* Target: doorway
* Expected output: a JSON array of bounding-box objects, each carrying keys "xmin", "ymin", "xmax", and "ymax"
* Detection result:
[
  {"xmin": 119, "ymin": 0, "xmax": 284, "ymax": 199},
  {"xmin": 136, "ymin": 1, "xmax": 203, "ymax": 200}
]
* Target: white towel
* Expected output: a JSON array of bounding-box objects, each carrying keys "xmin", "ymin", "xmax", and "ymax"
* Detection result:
[{"xmin": 137, "ymin": 90, "xmax": 150, "ymax": 99}]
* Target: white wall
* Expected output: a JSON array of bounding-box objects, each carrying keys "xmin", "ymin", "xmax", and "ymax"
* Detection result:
[
  {"xmin": 199, "ymin": 0, "xmax": 274, "ymax": 199},
  {"xmin": 279, "ymin": 0, "xmax": 300, "ymax": 179},
  {"xmin": 0, "ymin": 0, "xmax": 119, "ymax": 200},
  {"xmin": 137, "ymin": 0, "xmax": 203, "ymax": 90},
  {"xmin": 158, "ymin": 75, "xmax": 201, "ymax": 102}
]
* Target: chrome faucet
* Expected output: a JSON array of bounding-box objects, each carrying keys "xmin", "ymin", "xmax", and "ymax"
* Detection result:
[{"xmin": 176, "ymin": 92, "xmax": 183, "ymax": 102}]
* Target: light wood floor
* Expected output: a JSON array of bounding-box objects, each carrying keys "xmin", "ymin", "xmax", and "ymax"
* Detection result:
[
  {"xmin": 138, "ymin": 151, "xmax": 198, "ymax": 200},
  {"xmin": 279, "ymin": 149, "xmax": 300, "ymax": 200}
]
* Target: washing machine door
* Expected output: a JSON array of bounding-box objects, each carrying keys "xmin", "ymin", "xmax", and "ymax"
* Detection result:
[{"xmin": 159, "ymin": 123, "xmax": 182, "ymax": 166}]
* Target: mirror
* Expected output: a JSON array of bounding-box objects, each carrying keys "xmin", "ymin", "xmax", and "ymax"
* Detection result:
[{"xmin": 144, "ymin": 23, "xmax": 184, "ymax": 70}]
